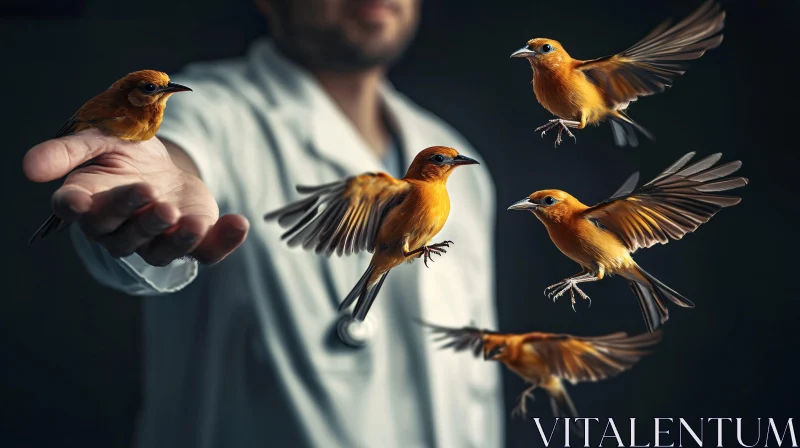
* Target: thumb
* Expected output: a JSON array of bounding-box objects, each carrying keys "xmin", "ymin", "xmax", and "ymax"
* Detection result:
[{"xmin": 23, "ymin": 128, "xmax": 128, "ymax": 182}]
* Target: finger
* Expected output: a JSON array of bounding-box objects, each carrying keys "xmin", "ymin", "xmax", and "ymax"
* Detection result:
[
  {"xmin": 96, "ymin": 202, "xmax": 180, "ymax": 258},
  {"xmin": 77, "ymin": 183, "xmax": 157, "ymax": 238},
  {"xmin": 23, "ymin": 128, "xmax": 128, "ymax": 182},
  {"xmin": 191, "ymin": 214, "xmax": 250, "ymax": 264},
  {"xmin": 137, "ymin": 216, "xmax": 211, "ymax": 267},
  {"xmin": 51, "ymin": 185, "xmax": 94, "ymax": 224}
]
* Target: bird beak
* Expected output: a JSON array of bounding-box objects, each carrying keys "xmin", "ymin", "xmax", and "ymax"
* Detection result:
[
  {"xmin": 450, "ymin": 155, "xmax": 480, "ymax": 166},
  {"xmin": 163, "ymin": 82, "xmax": 192, "ymax": 93},
  {"xmin": 507, "ymin": 198, "xmax": 537, "ymax": 211},
  {"xmin": 510, "ymin": 47, "xmax": 536, "ymax": 58}
]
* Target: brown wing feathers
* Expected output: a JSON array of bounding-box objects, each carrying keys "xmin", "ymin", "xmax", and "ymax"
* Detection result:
[
  {"xmin": 418, "ymin": 321, "xmax": 494, "ymax": 358},
  {"xmin": 579, "ymin": 1, "xmax": 724, "ymax": 106},
  {"xmin": 420, "ymin": 321, "xmax": 661, "ymax": 385},
  {"xmin": 528, "ymin": 331, "xmax": 662, "ymax": 384},
  {"xmin": 264, "ymin": 173, "xmax": 409, "ymax": 257},
  {"xmin": 585, "ymin": 152, "xmax": 747, "ymax": 253}
]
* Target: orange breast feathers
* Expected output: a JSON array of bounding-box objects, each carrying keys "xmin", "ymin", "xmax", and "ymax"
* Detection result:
[
  {"xmin": 549, "ymin": 216, "xmax": 633, "ymax": 275},
  {"xmin": 375, "ymin": 180, "xmax": 451, "ymax": 260},
  {"xmin": 532, "ymin": 62, "xmax": 606, "ymax": 125}
]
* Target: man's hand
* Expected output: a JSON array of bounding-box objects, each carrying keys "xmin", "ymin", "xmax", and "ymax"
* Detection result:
[{"xmin": 23, "ymin": 128, "xmax": 249, "ymax": 266}]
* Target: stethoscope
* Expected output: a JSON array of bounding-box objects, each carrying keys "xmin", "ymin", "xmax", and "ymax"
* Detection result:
[{"xmin": 336, "ymin": 314, "xmax": 374, "ymax": 348}]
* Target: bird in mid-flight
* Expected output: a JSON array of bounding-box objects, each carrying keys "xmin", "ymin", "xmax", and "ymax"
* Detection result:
[
  {"xmin": 29, "ymin": 70, "xmax": 192, "ymax": 244},
  {"xmin": 508, "ymin": 152, "xmax": 747, "ymax": 332},
  {"xmin": 264, "ymin": 146, "xmax": 480, "ymax": 321},
  {"xmin": 420, "ymin": 320, "xmax": 662, "ymax": 420},
  {"xmin": 511, "ymin": 1, "xmax": 724, "ymax": 147}
]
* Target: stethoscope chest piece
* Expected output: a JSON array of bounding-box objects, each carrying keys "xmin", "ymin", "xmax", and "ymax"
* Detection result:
[{"xmin": 336, "ymin": 315, "xmax": 374, "ymax": 348}]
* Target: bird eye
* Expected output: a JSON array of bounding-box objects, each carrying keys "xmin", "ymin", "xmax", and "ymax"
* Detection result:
[
  {"xmin": 432, "ymin": 154, "xmax": 446, "ymax": 164},
  {"xmin": 141, "ymin": 83, "xmax": 157, "ymax": 93},
  {"xmin": 540, "ymin": 44, "xmax": 554, "ymax": 53},
  {"xmin": 543, "ymin": 196, "xmax": 557, "ymax": 205}
]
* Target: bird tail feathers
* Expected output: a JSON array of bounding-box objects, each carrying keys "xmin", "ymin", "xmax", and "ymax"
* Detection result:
[
  {"xmin": 609, "ymin": 112, "xmax": 654, "ymax": 147},
  {"xmin": 628, "ymin": 265, "xmax": 694, "ymax": 332},
  {"xmin": 338, "ymin": 264, "xmax": 389, "ymax": 321},
  {"xmin": 29, "ymin": 214, "xmax": 67, "ymax": 245}
]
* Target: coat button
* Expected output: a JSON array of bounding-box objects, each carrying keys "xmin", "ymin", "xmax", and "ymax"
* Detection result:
[{"xmin": 336, "ymin": 314, "xmax": 374, "ymax": 348}]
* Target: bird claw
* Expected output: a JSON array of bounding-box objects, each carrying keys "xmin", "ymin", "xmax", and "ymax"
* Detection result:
[
  {"xmin": 511, "ymin": 387, "xmax": 536, "ymax": 419},
  {"xmin": 417, "ymin": 240, "xmax": 454, "ymax": 268},
  {"xmin": 535, "ymin": 119, "xmax": 577, "ymax": 147},
  {"xmin": 511, "ymin": 403, "xmax": 526, "ymax": 419},
  {"xmin": 545, "ymin": 279, "xmax": 591, "ymax": 310}
]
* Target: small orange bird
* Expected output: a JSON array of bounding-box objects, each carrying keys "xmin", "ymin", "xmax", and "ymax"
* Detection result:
[
  {"xmin": 264, "ymin": 146, "xmax": 479, "ymax": 321},
  {"xmin": 421, "ymin": 320, "xmax": 662, "ymax": 419},
  {"xmin": 511, "ymin": 1, "xmax": 724, "ymax": 146},
  {"xmin": 29, "ymin": 70, "xmax": 192, "ymax": 243},
  {"xmin": 508, "ymin": 152, "xmax": 747, "ymax": 332}
]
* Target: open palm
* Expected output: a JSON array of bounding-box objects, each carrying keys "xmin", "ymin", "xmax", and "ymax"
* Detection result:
[{"xmin": 24, "ymin": 128, "xmax": 248, "ymax": 266}]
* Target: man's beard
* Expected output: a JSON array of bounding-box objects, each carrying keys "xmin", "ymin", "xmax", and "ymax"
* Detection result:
[{"xmin": 270, "ymin": 4, "xmax": 417, "ymax": 72}]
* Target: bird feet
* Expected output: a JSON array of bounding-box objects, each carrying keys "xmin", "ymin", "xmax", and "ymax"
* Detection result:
[
  {"xmin": 416, "ymin": 240, "xmax": 453, "ymax": 267},
  {"xmin": 535, "ymin": 119, "xmax": 577, "ymax": 147},
  {"xmin": 545, "ymin": 279, "xmax": 591, "ymax": 311},
  {"xmin": 511, "ymin": 386, "xmax": 537, "ymax": 419}
]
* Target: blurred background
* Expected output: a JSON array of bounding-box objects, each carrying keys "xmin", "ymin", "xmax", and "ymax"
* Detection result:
[{"xmin": 0, "ymin": 0, "xmax": 796, "ymax": 447}]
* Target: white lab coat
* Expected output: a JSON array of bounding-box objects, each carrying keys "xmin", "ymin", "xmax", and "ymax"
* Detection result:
[{"xmin": 72, "ymin": 38, "xmax": 503, "ymax": 448}]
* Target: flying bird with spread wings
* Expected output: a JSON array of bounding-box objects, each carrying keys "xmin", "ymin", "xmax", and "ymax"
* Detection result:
[
  {"xmin": 511, "ymin": 1, "xmax": 725, "ymax": 146},
  {"xmin": 420, "ymin": 320, "xmax": 662, "ymax": 420},
  {"xmin": 508, "ymin": 152, "xmax": 747, "ymax": 332},
  {"xmin": 264, "ymin": 146, "xmax": 479, "ymax": 321}
]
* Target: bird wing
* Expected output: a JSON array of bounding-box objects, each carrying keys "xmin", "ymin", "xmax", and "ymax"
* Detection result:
[
  {"xmin": 582, "ymin": 152, "xmax": 747, "ymax": 253},
  {"xmin": 416, "ymin": 320, "xmax": 502, "ymax": 358},
  {"xmin": 576, "ymin": 0, "xmax": 724, "ymax": 109},
  {"xmin": 55, "ymin": 98, "xmax": 125, "ymax": 138},
  {"xmin": 264, "ymin": 172, "xmax": 412, "ymax": 257},
  {"xmin": 55, "ymin": 115, "xmax": 126, "ymax": 139},
  {"xmin": 523, "ymin": 331, "xmax": 662, "ymax": 384}
]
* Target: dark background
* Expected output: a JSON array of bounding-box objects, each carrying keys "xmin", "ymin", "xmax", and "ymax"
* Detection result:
[{"xmin": 0, "ymin": 0, "xmax": 796, "ymax": 447}]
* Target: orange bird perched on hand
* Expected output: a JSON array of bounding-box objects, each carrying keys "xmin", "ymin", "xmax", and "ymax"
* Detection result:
[
  {"xmin": 28, "ymin": 70, "xmax": 192, "ymax": 243},
  {"xmin": 508, "ymin": 152, "xmax": 747, "ymax": 332},
  {"xmin": 510, "ymin": 1, "xmax": 724, "ymax": 147},
  {"xmin": 264, "ymin": 146, "xmax": 479, "ymax": 321},
  {"xmin": 420, "ymin": 320, "xmax": 662, "ymax": 419}
]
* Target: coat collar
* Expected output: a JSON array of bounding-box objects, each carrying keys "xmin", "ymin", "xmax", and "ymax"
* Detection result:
[{"xmin": 247, "ymin": 38, "xmax": 425, "ymax": 177}]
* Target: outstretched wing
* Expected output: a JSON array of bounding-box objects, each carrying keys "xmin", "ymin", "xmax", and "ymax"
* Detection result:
[
  {"xmin": 264, "ymin": 172, "xmax": 411, "ymax": 257},
  {"xmin": 577, "ymin": 1, "xmax": 724, "ymax": 109},
  {"xmin": 417, "ymin": 320, "xmax": 502, "ymax": 358},
  {"xmin": 583, "ymin": 152, "xmax": 747, "ymax": 253},
  {"xmin": 524, "ymin": 331, "xmax": 662, "ymax": 384}
]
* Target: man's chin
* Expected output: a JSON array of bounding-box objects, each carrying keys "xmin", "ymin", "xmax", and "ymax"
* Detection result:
[
  {"xmin": 275, "ymin": 20, "xmax": 416, "ymax": 72},
  {"xmin": 343, "ymin": 23, "xmax": 416, "ymax": 66}
]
